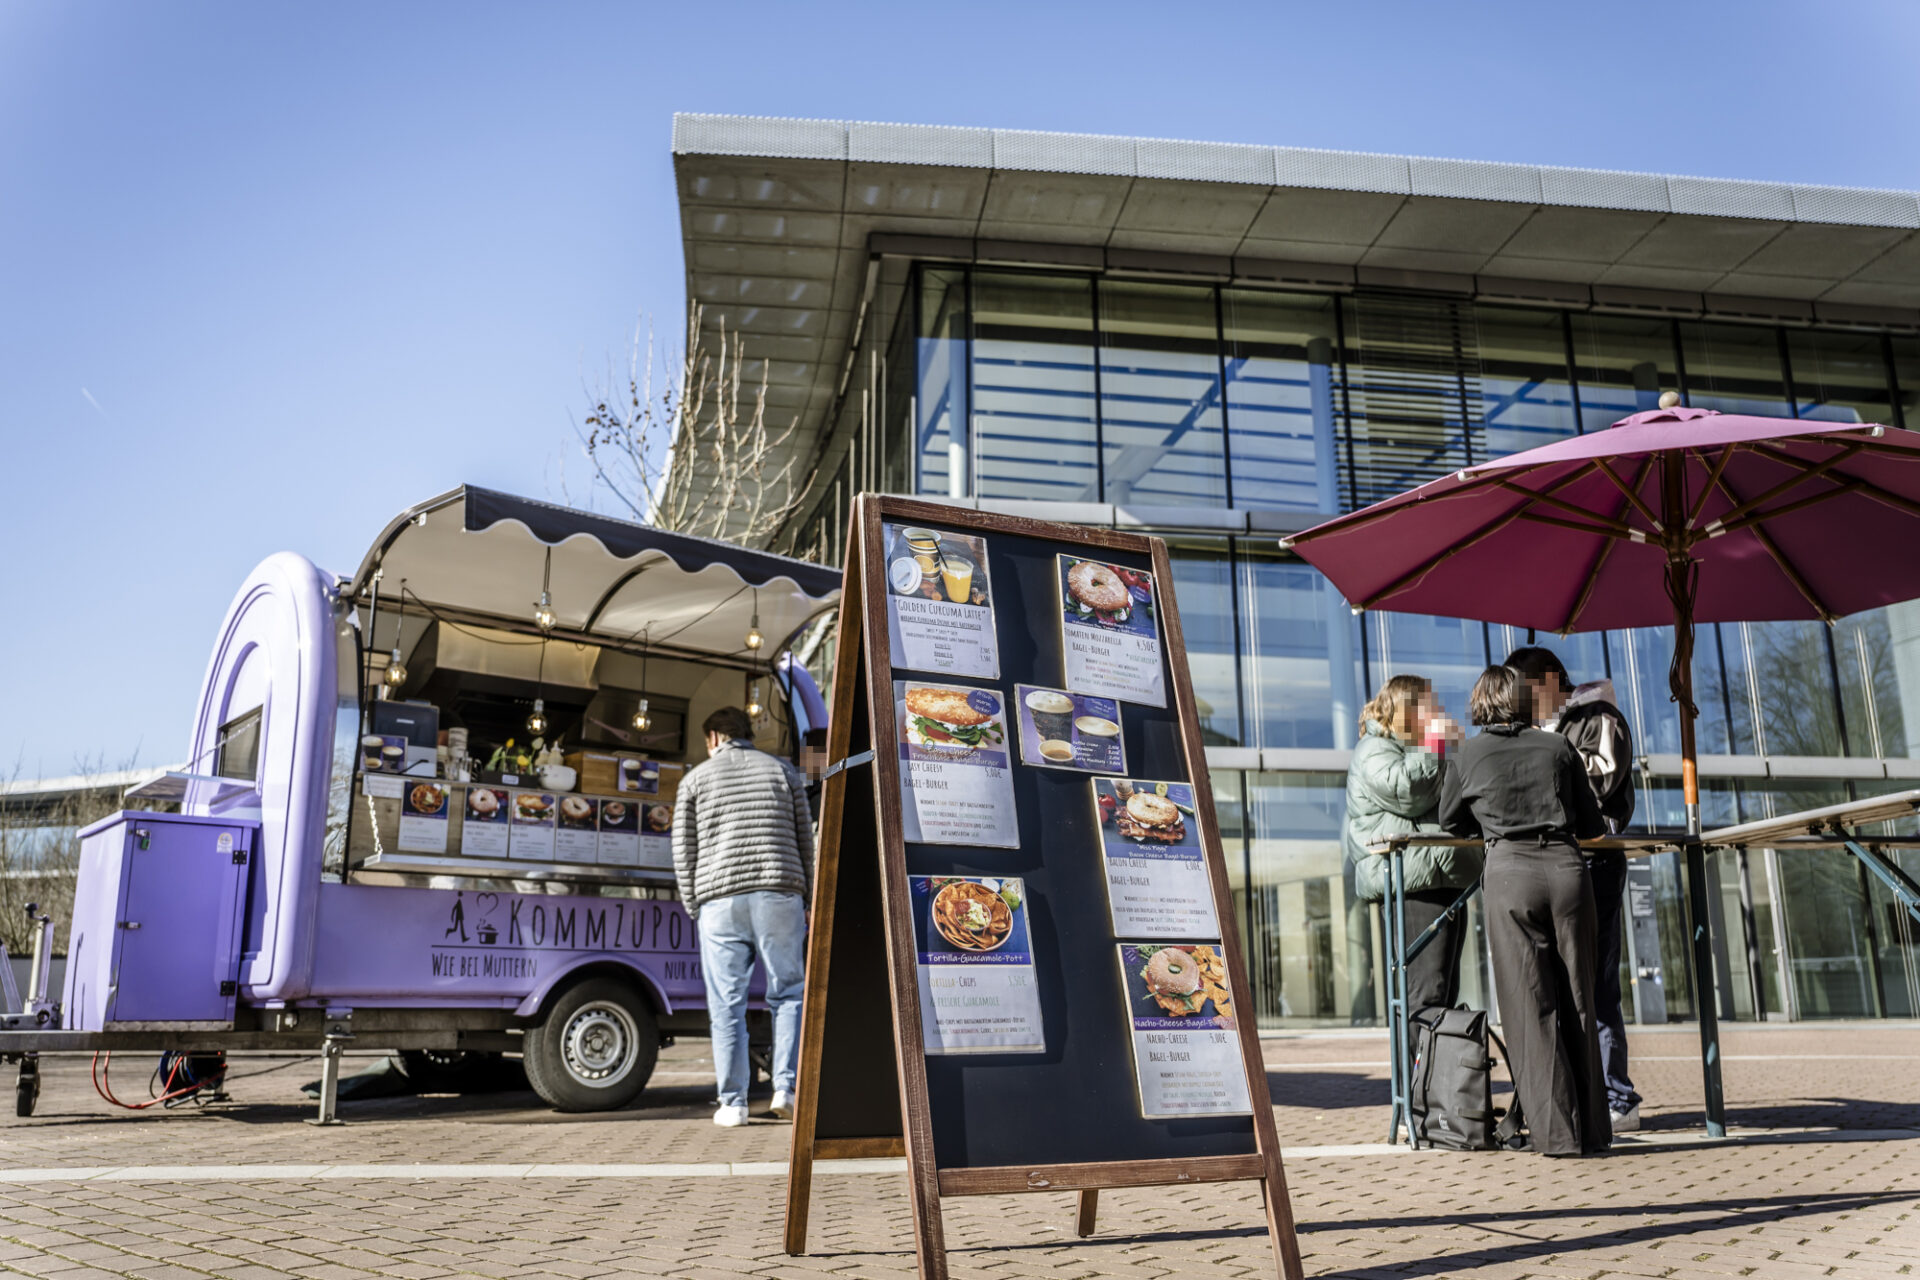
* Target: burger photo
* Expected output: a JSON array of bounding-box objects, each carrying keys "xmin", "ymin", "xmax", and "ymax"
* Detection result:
[
  {"xmin": 1115, "ymin": 790, "xmax": 1186, "ymax": 844},
  {"xmin": 904, "ymin": 685, "xmax": 1003, "ymax": 752}
]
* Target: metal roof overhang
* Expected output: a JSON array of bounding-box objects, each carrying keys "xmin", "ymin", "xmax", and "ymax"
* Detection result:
[
  {"xmin": 673, "ymin": 113, "xmax": 1920, "ymax": 537},
  {"xmin": 348, "ymin": 485, "xmax": 840, "ymax": 666}
]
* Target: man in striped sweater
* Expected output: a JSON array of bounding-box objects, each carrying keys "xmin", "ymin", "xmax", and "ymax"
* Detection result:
[{"xmin": 673, "ymin": 706, "xmax": 815, "ymax": 1127}]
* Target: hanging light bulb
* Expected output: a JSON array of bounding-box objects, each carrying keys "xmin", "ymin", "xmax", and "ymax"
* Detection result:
[
  {"xmin": 631, "ymin": 697, "xmax": 651, "ymax": 733},
  {"xmin": 744, "ymin": 589, "xmax": 763, "ymax": 651},
  {"xmin": 383, "ymin": 646, "xmax": 408, "ymax": 689},
  {"xmin": 533, "ymin": 589, "xmax": 556, "ymax": 632},
  {"xmin": 526, "ymin": 697, "xmax": 548, "ymax": 736},
  {"xmin": 746, "ymin": 682, "xmax": 764, "ymax": 720}
]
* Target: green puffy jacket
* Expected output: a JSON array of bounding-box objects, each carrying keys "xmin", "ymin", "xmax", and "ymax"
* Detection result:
[{"xmin": 1342, "ymin": 719, "xmax": 1483, "ymax": 903}]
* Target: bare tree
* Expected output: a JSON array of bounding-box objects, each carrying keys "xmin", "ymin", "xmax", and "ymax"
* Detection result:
[
  {"xmin": 577, "ymin": 305, "xmax": 810, "ymax": 546},
  {"xmin": 0, "ymin": 756, "xmax": 148, "ymax": 958}
]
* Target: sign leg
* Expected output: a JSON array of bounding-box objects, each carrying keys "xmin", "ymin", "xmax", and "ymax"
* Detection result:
[{"xmin": 1075, "ymin": 1189, "xmax": 1098, "ymax": 1239}]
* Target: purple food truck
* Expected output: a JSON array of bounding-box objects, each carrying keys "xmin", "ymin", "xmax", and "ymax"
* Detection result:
[{"xmin": 0, "ymin": 486, "xmax": 837, "ymax": 1120}]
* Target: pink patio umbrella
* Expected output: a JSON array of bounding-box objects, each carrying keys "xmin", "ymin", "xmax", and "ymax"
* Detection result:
[{"xmin": 1284, "ymin": 397, "xmax": 1920, "ymax": 837}]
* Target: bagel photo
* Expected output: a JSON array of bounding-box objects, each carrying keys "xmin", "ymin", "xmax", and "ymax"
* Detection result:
[
  {"xmin": 1062, "ymin": 555, "xmax": 1149, "ymax": 626},
  {"xmin": 905, "ymin": 684, "xmax": 1004, "ymax": 751}
]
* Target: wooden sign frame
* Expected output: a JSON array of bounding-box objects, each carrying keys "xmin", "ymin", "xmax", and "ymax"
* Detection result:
[{"xmin": 784, "ymin": 494, "xmax": 1304, "ymax": 1280}]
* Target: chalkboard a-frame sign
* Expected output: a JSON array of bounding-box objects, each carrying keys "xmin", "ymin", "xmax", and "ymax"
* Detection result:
[{"xmin": 783, "ymin": 495, "xmax": 1304, "ymax": 1280}]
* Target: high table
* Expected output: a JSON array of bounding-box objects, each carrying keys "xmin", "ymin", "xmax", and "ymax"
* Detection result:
[{"xmin": 1368, "ymin": 788, "xmax": 1920, "ymax": 1148}]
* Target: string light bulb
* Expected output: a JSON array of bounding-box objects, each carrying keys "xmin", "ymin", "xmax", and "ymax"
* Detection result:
[
  {"xmin": 526, "ymin": 697, "xmax": 548, "ymax": 737},
  {"xmin": 383, "ymin": 647, "xmax": 408, "ymax": 689},
  {"xmin": 746, "ymin": 682, "xmax": 764, "ymax": 720},
  {"xmin": 632, "ymin": 698, "xmax": 651, "ymax": 733},
  {"xmin": 533, "ymin": 590, "xmax": 556, "ymax": 632},
  {"xmin": 745, "ymin": 614, "xmax": 763, "ymax": 651}
]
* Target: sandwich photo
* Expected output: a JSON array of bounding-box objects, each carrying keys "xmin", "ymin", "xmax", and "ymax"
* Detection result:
[
  {"xmin": 1115, "ymin": 790, "xmax": 1186, "ymax": 844},
  {"xmin": 904, "ymin": 685, "xmax": 1004, "ymax": 752}
]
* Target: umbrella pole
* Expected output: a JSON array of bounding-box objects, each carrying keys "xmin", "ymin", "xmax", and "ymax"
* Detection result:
[{"xmin": 1666, "ymin": 544, "xmax": 1728, "ymax": 1138}]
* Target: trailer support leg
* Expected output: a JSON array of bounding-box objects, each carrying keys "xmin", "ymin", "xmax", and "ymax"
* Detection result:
[
  {"xmin": 15, "ymin": 1055, "xmax": 38, "ymax": 1118},
  {"xmin": 306, "ymin": 1011, "xmax": 353, "ymax": 1127}
]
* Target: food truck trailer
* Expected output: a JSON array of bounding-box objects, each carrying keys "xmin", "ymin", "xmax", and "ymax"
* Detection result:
[{"xmin": 0, "ymin": 485, "xmax": 839, "ymax": 1120}]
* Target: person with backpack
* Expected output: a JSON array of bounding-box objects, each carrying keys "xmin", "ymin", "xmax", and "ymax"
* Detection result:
[
  {"xmin": 1504, "ymin": 647, "xmax": 1644, "ymax": 1134},
  {"xmin": 1341, "ymin": 674, "xmax": 1476, "ymax": 1015},
  {"xmin": 1440, "ymin": 664, "xmax": 1610, "ymax": 1156}
]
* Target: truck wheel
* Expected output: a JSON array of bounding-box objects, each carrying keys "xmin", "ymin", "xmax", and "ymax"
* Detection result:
[{"xmin": 523, "ymin": 977, "xmax": 658, "ymax": 1112}]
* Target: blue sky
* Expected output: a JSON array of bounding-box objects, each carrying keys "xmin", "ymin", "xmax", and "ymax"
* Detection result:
[{"xmin": 4, "ymin": 1, "xmax": 1918, "ymax": 775}]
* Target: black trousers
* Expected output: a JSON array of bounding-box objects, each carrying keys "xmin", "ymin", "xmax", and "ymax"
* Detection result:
[
  {"xmin": 1586, "ymin": 851, "xmax": 1641, "ymax": 1113},
  {"xmin": 1403, "ymin": 887, "xmax": 1468, "ymax": 1013},
  {"xmin": 1485, "ymin": 839, "xmax": 1610, "ymax": 1155}
]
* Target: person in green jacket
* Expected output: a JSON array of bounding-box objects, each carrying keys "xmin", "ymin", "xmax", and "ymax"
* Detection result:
[{"xmin": 1342, "ymin": 674, "xmax": 1481, "ymax": 1014}]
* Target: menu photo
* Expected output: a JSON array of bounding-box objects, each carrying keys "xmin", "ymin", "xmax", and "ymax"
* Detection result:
[
  {"xmin": 884, "ymin": 522, "xmax": 999, "ymax": 680},
  {"xmin": 895, "ymin": 680, "xmax": 1018, "ymax": 848},
  {"xmin": 398, "ymin": 781, "xmax": 450, "ymax": 854},
  {"xmin": 1092, "ymin": 778, "xmax": 1220, "ymax": 938},
  {"xmin": 1057, "ymin": 555, "xmax": 1166, "ymax": 709},
  {"xmin": 1115, "ymin": 942, "xmax": 1253, "ymax": 1119},
  {"xmin": 912, "ymin": 876, "xmax": 1045, "ymax": 1055},
  {"xmin": 552, "ymin": 795, "xmax": 600, "ymax": 863},
  {"xmin": 595, "ymin": 798, "xmax": 641, "ymax": 867},
  {"xmin": 461, "ymin": 786, "xmax": 511, "ymax": 858},
  {"xmin": 1013, "ymin": 684, "xmax": 1125, "ymax": 774},
  {"xmin": 637, "ymin": 801, "xmax": 675, "ymax": 869},
  {"xmin": 508, "ymin": 790, "xmax": 557, "ymax": 861}
]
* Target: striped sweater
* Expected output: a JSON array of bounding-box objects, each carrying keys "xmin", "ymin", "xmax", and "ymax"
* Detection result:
[{"xmin": 672, "ymin": 739, "xmax": 815, "ymax": 916}]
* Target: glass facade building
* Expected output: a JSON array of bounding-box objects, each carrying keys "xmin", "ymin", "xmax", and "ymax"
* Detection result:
[{"xmin": 789, "ymin": 264, "xmax": 1920, "ymax": 1028}]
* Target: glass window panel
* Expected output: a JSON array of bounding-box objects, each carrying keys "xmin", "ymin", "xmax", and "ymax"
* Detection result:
[
  {"xmin": 1221, "ymin": 289, "xmax": 1341, "ymax": 512},
  {"xmin": 1788, "ymin": 328, "xmax": 1896, "ymax": 425},
  {"xmin": 1678, "ymin": 320, "xmax": 1791, "ymax": 416},
  {"xmin": 1166, "ymin": 538, "xmax": 1242, "ymax": 747},
  {"xmin": 1485, "ymin": 627, "xmax": 1611, "ymax": 705},
  {"xmin": 1726, "ymin": 621, "xmax": 1843, "ymax": 756},
  {"xmin": 914, "ymin": 267, "xmax": 969, "ymax": 498},
  {"xmin": 1342, "ymin": 294, "xmax": 1481, "ymax": 508},
  {"xmin": 1239, "ymin": 550, "xmax": 1364, "ymax": 750},
  {"xmin": 1097, "ymin": 280, "xmax": 1228, "ymax": 506},
  {"xmin": 1245, "ymin": 770, "xmax": 1350, "ymax": 1025},
  {"xmin": 1474, "ymin": 305, "xmax": 1579, "ymax": 459},
  {"xmin": 971, "ymin": 271, "xmax": 1100, "ymax": 502},
  {"xmin": 1569, "ymin": 313, "xmax": 1679, "ymax": 431},
  {"xmin": 1831, "ymin": 779, "xmax": 1920, "ymax": 1017},
  {"xmin": 1839, "ymin": 606, "xmax": 1917, "ymax": 758},
  {"xmin": 1363, "ymin": 611, "xmax": 1487, "ymax": 731},
  {"xmin": 1891, "ymin": 334, "xmax": 1920, "ymax": 432},
  {"xmin": 1605, "ymin": 626, "xmax": 1683, "ymax": 757},
  {"xmin": 1694, "ymin": 624, "xmax": 1752, "ymax": 755},
  {"xmin": 882, "ymin": 298, "xmax": 914, "ymax": 495}
]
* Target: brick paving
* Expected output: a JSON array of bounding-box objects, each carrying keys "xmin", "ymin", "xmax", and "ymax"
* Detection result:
[{"xmin": 0, "ymin": 1025, "xmax": 1912, "ymax": 1277}]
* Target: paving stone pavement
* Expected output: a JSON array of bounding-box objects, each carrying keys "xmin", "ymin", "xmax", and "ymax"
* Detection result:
[{"xmin": 0, "ymin": 1024, "xmax": 1913, "ymax": 1278}]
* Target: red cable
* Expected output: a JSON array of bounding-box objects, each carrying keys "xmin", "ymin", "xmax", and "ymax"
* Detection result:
[{"xmin": 91, "ymin": 1052, "xmax": 202, "ymax": 1110}]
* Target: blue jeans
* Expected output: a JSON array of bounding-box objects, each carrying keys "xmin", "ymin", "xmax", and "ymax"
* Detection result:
[{"xmin": 699, "ymin": 891, "xmax": 806, "ymax": 1108}]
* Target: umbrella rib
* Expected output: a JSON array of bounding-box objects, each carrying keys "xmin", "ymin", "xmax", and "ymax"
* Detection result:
[
  {"xmin": 1687, "ymin": 447, "xmax": 1737, "ymax": 527},
  {"xmin": 1744, "ymin": 442, "xmax": 1920, "ymax": 518},
  {"xmin": 1284, "ymin": 460, "xmax": 1592, "ymax": 548},
  {"xmin": 1495, "ymin": 480, "xmax": 1647, "ymax": 539},
  {"xmin": 1702, "ymin": 444, "xmax": 1864, "ymax": 532},
  {"xmin": 1516, "ymin": 510, "xmax": 1645, "ymax": 540},
  {"xmin": 1560, "ymin": 454, "xmax": 1657, "ymax": 633},
  {"xmin": 1592, "ymin": 457, "xmax": 1666, "ymax": 533},
  {"xmin": 1706, "ymin": 468, "xmax": 1836, "ymax": 623},
  {"xmin": 1709, "ymin": 479, "xmax": 1862, "ymax": 537}
]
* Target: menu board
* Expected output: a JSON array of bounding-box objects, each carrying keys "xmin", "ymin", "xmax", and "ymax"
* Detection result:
[
  {"xmin": 895, "ymin": 680, "xmax": 1017, "ymax": 848},
  {"xmin": 1092, "ymin": 779, "xmax": 1220, "ymax": 938},
  {"xmin": 1013, "ymin": 685, "xmax": 1125, "ymax": 774},
  {"xmin": 1116, "ymin": 943, "xmax": 1252, "ymax": 1118},
  {"xmin": 912, "ymin": 876, "xmax": 1044, "ymax": 1055},
  {"xmin": 637, "ymin": 802, "xmax": 675, "ymax": 869},
  {"xmin": 595, "ymin": 798, "xmax": 641, "ymax": 866},
  {"xmin": 785, "ymin": 497, "xmax": 1298, "ymax": 1280},
  {"xmin": 883, "ymin": 523, "xmax": 999, "ymax": 679},
  {"xmin": 554, "ymin": 795, "xmax": 600, "ymax": 863},
  {"xmin": 462, "ymin": 787, "xmax": 512, "ymax": 857},
  {"xmin": 398, "ymin": 781, "xmax": 451, "ymax": 854},
  {"xmin": 508, "ymin": 791, "xmax": 557, "ymax": 860},
  {"xmin": 1057, "ymin": 554, "xmax": 1167, "ymax": 709}
]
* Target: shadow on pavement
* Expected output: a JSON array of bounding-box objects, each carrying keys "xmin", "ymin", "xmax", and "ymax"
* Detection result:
[{"xmin": 1264, "ymin": 1070, "xmax": 1387, "ymax": 1109}]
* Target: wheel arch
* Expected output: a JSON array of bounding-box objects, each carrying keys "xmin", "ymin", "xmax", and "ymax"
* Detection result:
[{"xmin": 513, "ymin": 958, "xmax": 672, "ymax": 1024}]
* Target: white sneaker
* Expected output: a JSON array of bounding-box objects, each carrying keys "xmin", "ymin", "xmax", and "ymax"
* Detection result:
[
  {"xmin": 713, "ymin": 1104, "xmax": 749, "ymax": 1128},
  {"xmin": 770, "ymin": 1091, "xmax": 794, "ymax": 1120},
  {"xmin": 1610, "ymin": 1103, "xmax": 1641, "ymax": 1133}
]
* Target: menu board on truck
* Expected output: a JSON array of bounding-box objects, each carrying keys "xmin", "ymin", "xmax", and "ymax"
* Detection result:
[
  {"xmin": 911, "ymin": 876, "xmax": 1044, "ymax": 1055},
  {"xmin": 508, "ymin": 791, "xmax": 557, "ymax": 861},
  {"xmin": 554, "ymin": 795, "xmax": 600, "ymax": 863},
  {"xmin": 895, "ymin": 680, "xmax": 1018, "ymax": 848},
  {"xmin": 1115, "ymin": 942, "xmax": 1253, "ymax": 1119},
  {"xmin": 637, "ymin": 802, "xmax": 675, "ymax": 869},
  {"xmin": 1057, "ymin": 554, "xmax": 1166, "ymax": 708},
  {"xmin": 398, "ymin": 782, "xmax": 451, "ymax": 854},
  {"xmin": 595, "ymin": 798, "xmax": 641, "ymax": 867},
  {"xmin": 1091, "ymin": 779, "xmax": 1220, "ymax": 938},
  {"xmin": 462, "ymin": 787, "xmax": 511, "ymax": 858},
  {"xmin": 883, "ymin": 523, "xmax": 999, "ymax": 680}
]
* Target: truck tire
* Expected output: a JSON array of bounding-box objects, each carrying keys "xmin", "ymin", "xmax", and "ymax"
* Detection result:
[{"xmin": 523, "ymin": 977, "xmax": 659, "ymax": 1112}]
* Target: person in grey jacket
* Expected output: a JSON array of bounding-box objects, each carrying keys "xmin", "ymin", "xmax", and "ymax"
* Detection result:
[
  {"xmin": 1342, "ymin": 674, "xmax": 1478, "ymax": 1014},
  {"xmin": 673, "ymin": 706, "xmax": 815, "ymax": 1127}
]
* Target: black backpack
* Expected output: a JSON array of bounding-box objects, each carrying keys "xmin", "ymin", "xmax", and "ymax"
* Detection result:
[{"xmin": 1409, "ymin": 1006, "xmax": 1524, "ymax": 1151}]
